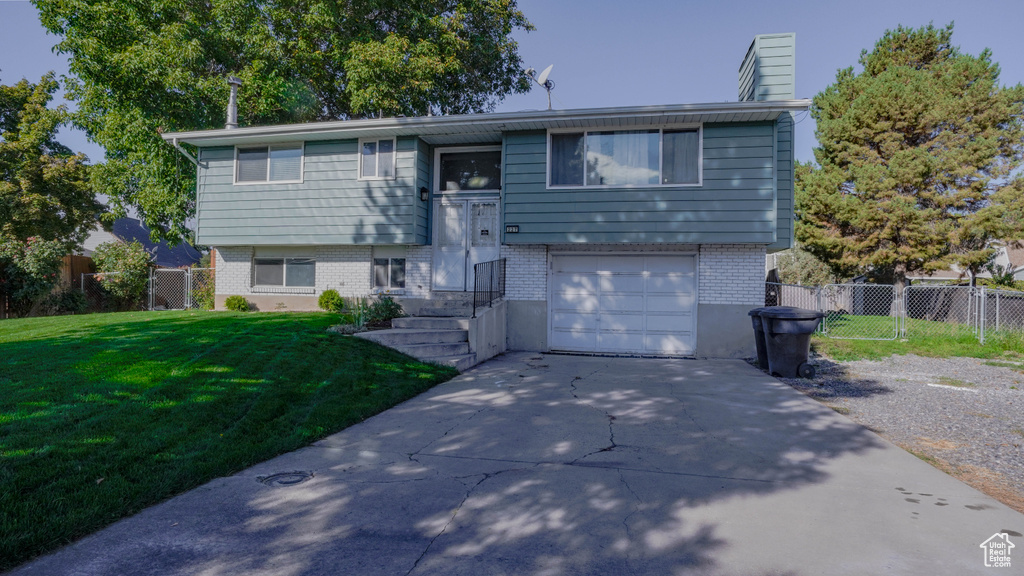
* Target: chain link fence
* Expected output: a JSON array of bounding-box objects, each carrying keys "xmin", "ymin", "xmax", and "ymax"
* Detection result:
[
  {"xmin": 80, "ymin": 272, "xmax": 149, "ymax": 312},
  {"xmin": 150, "ymin": 268, "xmax": 215, "ymax": 310},
  {"xmin": 985, "ymin": 289, "xmax": 1024, "ymax": 337},
  {"xmin": 820, "ymin": 284, "xmax": 899, "ymax": 340},
  {"xmin": 765, "ymin": 282, "xmax": 1024, "ymax": 342},
  {"xmin": 902, "ymin": 285, "xmax": 982, "ymax": 339}
]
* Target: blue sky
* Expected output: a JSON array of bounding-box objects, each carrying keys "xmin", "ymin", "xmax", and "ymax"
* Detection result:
[{"xmin": 2, "ymin": 0, "xmax": 1023, "ymax": 165}]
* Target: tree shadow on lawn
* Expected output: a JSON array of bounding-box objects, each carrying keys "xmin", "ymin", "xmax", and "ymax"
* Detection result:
[{"xmin": 15, "ymin": 354, "xmax": 898, "ymax": 576}]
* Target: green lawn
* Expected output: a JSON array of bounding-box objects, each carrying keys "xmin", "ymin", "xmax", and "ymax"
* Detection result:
[
  {"xmin": 813, "ymin": 328, "xmax": 1024, "ymax": 361},
  {"xmin": 0, "ymin": 311, "xmax": 457, "ymax": 570}
]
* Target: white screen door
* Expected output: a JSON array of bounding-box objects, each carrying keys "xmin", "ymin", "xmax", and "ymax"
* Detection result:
[{"xmin": 433, "ymin": 199, "xmax": 499, "ymax": 291}]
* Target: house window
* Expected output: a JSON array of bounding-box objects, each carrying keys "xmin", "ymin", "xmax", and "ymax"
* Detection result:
[
  {"xmin": 236, "ymin": 144, "xmax": 303, "ymax": 183},
  {"xmin": 360, "ymin": 138, "xmax": 396, "ymax": 179},
  {"xmin": 549, "ymin": 128, "xmax": 700, "ymax": 187},
  {"xmin": 439, "ymin": 150, "xmax": 501, "ymax": 191},
  {"xmin": 373, "ymin": 258, "xmax": 406, "ymax": 291},
  {"xmin": 253, "ymin": 258, "xmax": 316, "ymax": 287}
]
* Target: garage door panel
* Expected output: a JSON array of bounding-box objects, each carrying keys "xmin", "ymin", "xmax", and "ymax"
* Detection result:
[
  {"xmin": 555, "ymin": 256, "xmax": 603, "ymax": 273},
  {"xmin": 597, "ymin": 331, "xmax": 646, "ymax": 352},
  {"xmin": 647, "ymin": 275, "xmax": 695, "ymax": 291},
  {"xmin": 599, "ymin": 294, "xmax": 644, "ymax": 312},
  {"xmin": 552, "ymin": 311, "xmax": 598, "ymax": 331},
  {"xmin": 599, "ymin": 275, "xmax": 644, "ymax": 293},
  {"xmin": 551, "ymin": 328, "xmax": 597, "ymax": 350},
  {"xmin": 600, "ymin": 314, "xmax": 645, "ymax": 332},
  {"xmin": 645, "ymin": 334, "xmax": 694, "ymax": 354},
  {"xmin": 647, "ymin": 294, "xmax": 696, "ymax": 312},
  {"xmin": 596, "ymin": 256, "xmax": 645, "ymax": 273},
  {"xmin": 553, "ymin": 273, "xmax": 598, "ymax": 293},
  {"xmin": 554, "ymin": 292, "xmax": 599, "ymax": 312}
]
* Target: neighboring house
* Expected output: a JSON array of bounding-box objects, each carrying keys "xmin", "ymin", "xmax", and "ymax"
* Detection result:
[
  {"xmin": 79, "ymin": 217, "xmax": 203, "ymax": 269},
  {"xmin": 163, "ymin": 33, "xmax": 808, "ymax": 358},
  {"xmin": 909, "ymin": 242, "xmax": 1024, "ymax": 284}
]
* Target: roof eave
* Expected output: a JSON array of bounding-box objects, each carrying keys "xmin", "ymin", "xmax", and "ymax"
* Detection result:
[{"xmin": 162, "ymin": 100, "xmax": 811, "ymax": 146}]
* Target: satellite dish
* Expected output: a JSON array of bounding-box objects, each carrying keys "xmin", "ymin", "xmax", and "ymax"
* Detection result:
[
  {"xmin": 537, "ymin": 64, "xmax": 554, "ymax": 86},
  {"xmin": 525, "ymin": 64, "xmax": 556, "ymax": 110}
]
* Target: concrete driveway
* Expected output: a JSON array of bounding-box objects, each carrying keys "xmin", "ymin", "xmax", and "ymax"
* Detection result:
[{"xmin": 11, "ymin": 353, "xmax": 1024, "ymax": 575}]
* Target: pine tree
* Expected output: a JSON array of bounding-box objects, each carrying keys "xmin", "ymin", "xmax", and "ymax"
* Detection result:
[{"xmin": 796, "ymin": 24, "xmax": 1024, "ymax": 288}]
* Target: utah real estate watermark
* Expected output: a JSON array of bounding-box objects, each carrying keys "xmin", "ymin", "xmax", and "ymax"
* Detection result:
[{"xmin": 980, "ymin": 532, "xmax": 1014, "ymax": 568}]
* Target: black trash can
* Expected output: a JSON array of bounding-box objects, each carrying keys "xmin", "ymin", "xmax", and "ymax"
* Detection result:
[
  {"xmin": 760, "ymin": 306, "xmax": 825, "ymax": 379},
  {"xmin": 748, "ymin": 307, "xmax": 770, "ymax": 370}
]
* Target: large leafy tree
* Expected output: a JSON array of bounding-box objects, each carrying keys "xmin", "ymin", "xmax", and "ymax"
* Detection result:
[
  {"xmin": 0, "ymin": 73, "xmax": 98, "ymax": 315},
  {"xmin": 796, "ymin": 24, "xmax": 1024, "ymax": 288},
  {"xmin": 1, "ymin": 73, "xmax": 98, "ymax": 251},
  {"xmin": 33, "ymin": 0, "xmax": 534, "ymax": 243}
]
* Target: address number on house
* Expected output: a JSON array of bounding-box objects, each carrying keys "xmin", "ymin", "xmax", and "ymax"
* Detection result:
[{"xmin": 505, "ymin": 225, "xmax": 519, "ymax": 233}]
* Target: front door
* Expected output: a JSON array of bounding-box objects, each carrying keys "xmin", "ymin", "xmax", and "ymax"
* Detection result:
[{"xmin": 433, "ymin": 198, "xmax": 500, "ymax": 291}]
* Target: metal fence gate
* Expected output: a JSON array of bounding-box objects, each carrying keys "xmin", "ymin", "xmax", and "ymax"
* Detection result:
[
  {"xmin": 821, "ymin": 283, "xmax": 900, "ymax": 340},
  {"xmin": 149, "ymin": 268, "xmax": 215, "ymax": 310}
]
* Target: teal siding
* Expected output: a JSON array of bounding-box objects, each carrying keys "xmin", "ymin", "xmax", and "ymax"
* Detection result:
[
  {"xmin": 502, "ymin": 124, "xmax": 777, "ymax": 245},
  {"xmin": 768, "ymin": 112, "xmax": 795, "ymax": 251},
  {"xmin": 195, "ymin": 137, "xmax": 422, "ymax": 245},
  {"xmin": 415, "ymin": 138, "xmax": 431, "ymax": 244},
  {"xmin": 738, "ymin": 33, "xmax": 795, "ymax": 102}
]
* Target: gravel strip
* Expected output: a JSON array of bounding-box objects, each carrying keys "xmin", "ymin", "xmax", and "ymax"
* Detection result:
[{"xmin": 771, "ymin": 353, "xmax": 1024, "ymax": 511}]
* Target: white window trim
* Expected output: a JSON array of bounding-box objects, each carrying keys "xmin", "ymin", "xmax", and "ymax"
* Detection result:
[
  {"xmin": 433, "ymin": 145, "xmax": 503, "ymax": 195},
  {"xmin": 358, "ymin": 137, "xmax": 398, "ymax": 181},
  {"xmin": 371, "ymin": 256, "xmax": 406, "ymax": 294},
  {"xmin": 233, "ymin": 143, "xmax": 305, "ymax": 185},
  {"xmin": 251, "ymin": 256, "xmax": 316, "ymax": 292},
  {"xmin": 545, "ymin": 125, "xmax": 703, "ymax": 190}
]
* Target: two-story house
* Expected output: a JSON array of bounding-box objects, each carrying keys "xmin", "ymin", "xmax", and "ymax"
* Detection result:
[{"xmin": 163, "ymin": 33, "xmax": 808, "ymax": 364}]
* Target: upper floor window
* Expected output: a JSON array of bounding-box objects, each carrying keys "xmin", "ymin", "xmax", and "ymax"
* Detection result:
[
  {"xmin": 549, "ymin": 128, "xmax": 701, "ymax": 187},
  {"xmin": 236, "ymin": 144, "xmax": 303, "ymax": 183},
  {"xmin": 360, "ymin": 138, "xmax": 395, "ymax": 179}
]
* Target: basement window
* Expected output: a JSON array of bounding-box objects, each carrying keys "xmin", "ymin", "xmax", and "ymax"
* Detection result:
[{"xmin": 252, "ymin": 257, "xmax": 316, "ymax": 291}]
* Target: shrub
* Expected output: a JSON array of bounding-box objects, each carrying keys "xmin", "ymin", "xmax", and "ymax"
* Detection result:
[
  {"xmin": 366, "ymin": 295, "xmax": 405, "ymax": 327},
  {"xmin": 0, "ymin": 236, "xmax": 65, "ymax": 317},
  {"xmin": 224, "ymin": 295, "xmax": 251, "ymax": 312},
  {"xmin": 193, "ymin": 274, "xmax": 215, "ymax": 310},
  {"xmin": 92, "ymin": 240, "xmax": 151, "ymax": 309},
  {"xmin": 318, "ymin": 289, "xmax": 344, "ymax": 313},
  {"xmin": 42, "ymin": 287, "xmax": 89, "ymax": 315}
]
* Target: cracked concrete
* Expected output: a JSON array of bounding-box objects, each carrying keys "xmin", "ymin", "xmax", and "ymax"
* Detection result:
[{"xmin": 9, "ymin": 352, "xmax": 1024, "ymax": 576}]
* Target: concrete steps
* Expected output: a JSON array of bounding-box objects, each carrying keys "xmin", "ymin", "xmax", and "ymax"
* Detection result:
[{"xmin": 355, "ymin": 315, "xmax": 477, "ymax": 372}]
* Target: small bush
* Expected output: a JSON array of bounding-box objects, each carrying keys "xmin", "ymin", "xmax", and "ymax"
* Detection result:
[
  {"xmin": 224, "ymin": 295, "xmax": 251, "ymax": 312},
  {"xmin": 92, "ymin": 240, "xmax": 152, "ymax": 309},
  {"xmin": 42, "ymin": 287, "xmax": 89, "ymax": 315},
  {"xmin": 366, "ymin": 296, "xmax": 405, "ymax": 327},
  {"xmin": 318, "ymin": 289, "xmax": 344, "ymax": 312}
]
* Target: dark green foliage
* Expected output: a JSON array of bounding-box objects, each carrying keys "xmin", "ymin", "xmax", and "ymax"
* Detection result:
[
  {"xmin": 366, "ymin": 295, "xmax": 405, "ymax": 327},
  {"xmin": 92, "ymin": 241, "xmax": 152, "ymax": 308},
  {"xmin": 0, "ymin": 73, "xmax": 100, "ymax": 252},
  {"xmin": 223, "ymin": 295, "xmax": 250, "ymax": 312},
  {"xmin": 0, "ymin": 311, "xmax": 457, "ymax": 569},
  {"xmin": 31, "ymin": 0, "xmax": 534, "ymax": 243},
  {"xmin": 41, "ymin": 286, "xmax": 89, "ymax": 315},
  {"xmin": 0, "ymin": 236, "xmax": 65, "ymax": 317},
  {"xmin": 318, "ymin": 289, "xmax": 344, "ymax": 313},
  {"xmin": 796, "ymin": 24, "xmax": 1024, "ymax": 288}
]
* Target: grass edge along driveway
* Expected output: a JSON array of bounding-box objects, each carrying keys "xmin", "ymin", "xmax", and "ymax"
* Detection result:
[{"xmin": 0, "ymin": 311, "xmax": 457, "ymax": 571}]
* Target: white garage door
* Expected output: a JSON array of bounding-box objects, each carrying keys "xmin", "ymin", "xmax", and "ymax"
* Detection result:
[{"xmin": 550, "ymin": 254, "xmax": 697, "ymax": 355}]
